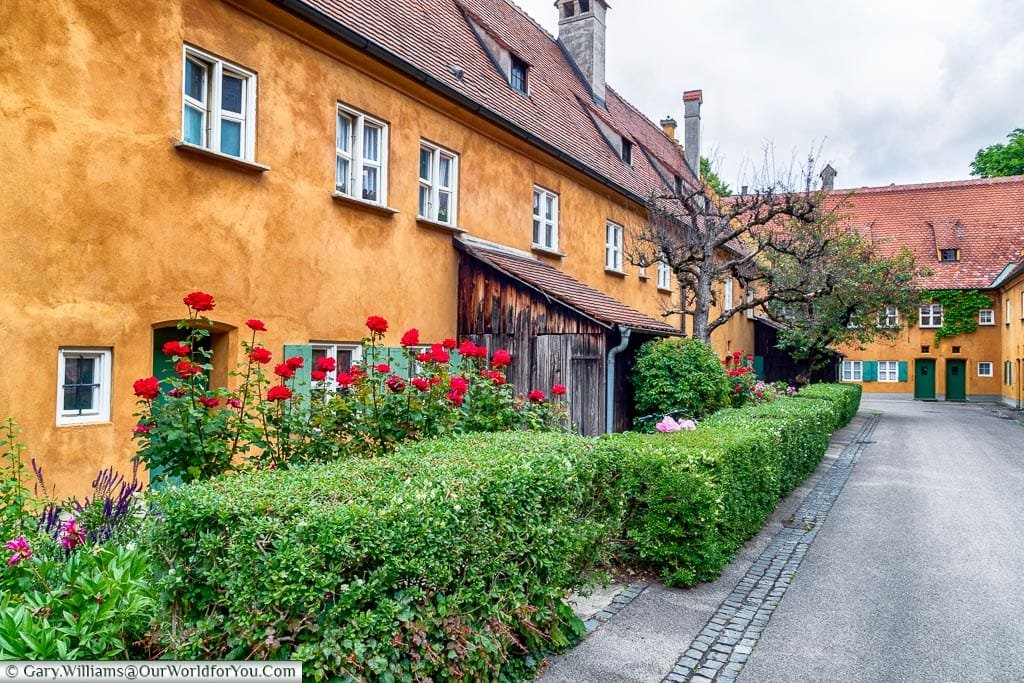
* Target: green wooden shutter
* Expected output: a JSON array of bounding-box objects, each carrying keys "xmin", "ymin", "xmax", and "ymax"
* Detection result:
[
  {"xmin": 385, "ymin": 347, "xmax": 410, "ymax": 377},
  {"xmin": 862, "ymin": 361, "xmax": 878, "ymax": 382},
  {"xmin": 283, "ymin": 344, "xmax": 313, "ymax": 398},
  {"xmin": 898, "ymin": 361, "xmax": 909, "ymax": 382},
  {"xmin": 753, "ymin": 355, "xmax": 765, "ymax": 379}
]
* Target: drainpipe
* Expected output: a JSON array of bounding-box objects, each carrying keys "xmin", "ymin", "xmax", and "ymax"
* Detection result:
[{"xmin": 605, "ymin": 325, "xmax": 631, "ymax": 434}]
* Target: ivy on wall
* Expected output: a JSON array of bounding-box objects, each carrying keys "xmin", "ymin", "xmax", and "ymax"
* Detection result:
[{"xmin": 919, "ymin": 289, "xmax": 993, "ymax": 345}]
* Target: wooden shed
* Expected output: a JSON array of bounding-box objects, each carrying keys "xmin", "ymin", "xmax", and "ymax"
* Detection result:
[{"xmin": 456, "ymin": 238, "xmax": 680, "ymax": 435}]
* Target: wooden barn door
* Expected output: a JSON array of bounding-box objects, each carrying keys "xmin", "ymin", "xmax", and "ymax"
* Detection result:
[{"xmin": 533, "ymin": 334, "xmax": 605, "ymax": 436}]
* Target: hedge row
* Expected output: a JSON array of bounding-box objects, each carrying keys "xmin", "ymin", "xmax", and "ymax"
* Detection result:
[{"xmin": 147, "ymin": 383, "xmax": 861, "ymax": 680}]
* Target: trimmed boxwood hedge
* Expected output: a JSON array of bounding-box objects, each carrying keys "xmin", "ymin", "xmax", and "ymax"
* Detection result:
[{"xmin": 146, "ymin": 384, "xmax": 860, "ymax": 680}]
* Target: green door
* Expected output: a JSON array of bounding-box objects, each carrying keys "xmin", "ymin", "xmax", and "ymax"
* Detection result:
[
  {"xmin": 914, "ymin": 359, "xmax": 936, "ymax": 399},
  {"xmin": 945, "ymin": 359, "xmax": 966, "ymax": 401}
]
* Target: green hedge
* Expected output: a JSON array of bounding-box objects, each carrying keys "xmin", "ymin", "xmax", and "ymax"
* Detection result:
[
  {"xmin": 794, "ymin": 382, "xmax": 862, "ymax": 429},
  {"xmin": 146, "ymin": 385, "xmax": 860, "ymax": 678}
]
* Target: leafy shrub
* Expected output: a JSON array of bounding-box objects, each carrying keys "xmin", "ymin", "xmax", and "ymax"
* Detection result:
[
  {"xmin": 632, "ymin": 338, "xmax": 731, "ymax": 420},
  {"xmin": 795, "ymin": 383, "xmax": 862, "ymax": 429},
  {"xmin": 145, "ymin": 432, "xmax": 624, "ymax": 681}
]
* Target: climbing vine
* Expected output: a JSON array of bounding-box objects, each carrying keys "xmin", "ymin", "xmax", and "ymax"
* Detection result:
[{"xmin": 919, "ymin": 289, "xmax": 993, "ymax": 345}]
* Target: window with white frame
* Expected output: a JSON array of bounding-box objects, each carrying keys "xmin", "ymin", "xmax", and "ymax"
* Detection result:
[
  {"xmin": 724, "ymin": 278, "xmax": 734, "ymax": 310},
  {"xmin": 977, "ymin": 361, "xmax": 994, "ymax": 377},
  {"xmin": 532, "ymin": 186, "xmax": 559, "ymax": 251},
  {"xmin": 978, "ymin": 309, "xmax": 995, "ymax": 325},
  {"xmin": 418, "ymin": 142, "xmax": 458, "ymax": 225},
  {"xmin": 1007, "ymin": 299, "xmax": 1012, "ymax": 326},
  {"xmin": 841, "ymin": 360, "xmax": 863, "ymax": 382},
  {"xmin": 56, "ymin": 349, "xmax": 112, "ymax": 426},
  {"xmin": 657, "ymin": 260, "xmax": 672, "ymax": 291},
  {"xmin": 746, "ymin": 290, "xmax": 755, "ymax": 319},
  {"xmin": 1005, "ymin": 360, "xmax": 1014, "ymax": 385},
  {"xmin": 182, "ymin": 46, "xmax": 256, "ymax": 160},
  {"xmin": 878, "ymin": 361, "xmax": 899, "ymax": 382},
  {"xmin": 919, "ymin": 304, "xmax": 943, "ymax": 328},
  {"xmin": 1020, "ymin": 292, "xmax": 1024, "ymax": 319},
  {"xmin": 605, "ymin": 221, "xmax": 624, "ymax": 271},
  {"xmin": 311, "ymin": 343, "xmax": 362, "ymax": 389},
  {"xmin": 336, "ymin": 105, "xmax": 388, "ymax": 204},
  {"xmin": 878, "ymin": 305, "xmax": 900, "ymax": 328}
]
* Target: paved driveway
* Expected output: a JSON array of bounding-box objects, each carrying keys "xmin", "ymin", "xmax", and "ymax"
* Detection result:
[{"xmin": 740, "ymin": 399, "xmax": 1024, "ymax": 682}]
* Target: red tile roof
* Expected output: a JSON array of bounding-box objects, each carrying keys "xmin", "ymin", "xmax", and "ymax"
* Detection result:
[
  {"xmin": 827, "ymin": 175, "xmax": 1024, "ymax": 290},
  {"xmin": 290, "ymin": 0, "xmax": 696, "ymax": 202},
  {"xmin": 456, "ymin": 239, "xmax": 681, "ymax": 335}
]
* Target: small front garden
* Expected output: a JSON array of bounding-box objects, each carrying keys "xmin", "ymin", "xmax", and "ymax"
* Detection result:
[{"xmin": 1, "ymin": 294, "xmax": 861, "ymax": 680}]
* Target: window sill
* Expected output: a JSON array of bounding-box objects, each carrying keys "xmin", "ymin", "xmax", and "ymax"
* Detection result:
[
  {"xmin": 173, "ymin": 141, "xmax": 270, "ymax": 173},
  {"xmin": 331, "ymin": 192, "xmax": 399, "ymax": 216},
  {"xmin": 657, "ymin": 287, "xmax": 673, "ymax": 294},
  {"xmin": 56, "ymin": 420, "xmax": 112, "ymax": 429},
  {"xmin": 531, "ymin": 244, "xmax": 565, "ymax": 259},
  {"xmin": 416, "ymin": 217, "xmax": 467, "ymax": 235},
  {"xmin": 605, "ymin": 268, "xmax": 628, "ymax": 277},
  {"xmin": 638, "ymin": 273, "xmax": 650, "ymax": 281}
]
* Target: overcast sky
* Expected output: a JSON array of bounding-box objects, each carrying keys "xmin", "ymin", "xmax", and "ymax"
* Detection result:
[{"xmin": 512, "ymin": 0, "xmax": 1024, "ymax": 190}]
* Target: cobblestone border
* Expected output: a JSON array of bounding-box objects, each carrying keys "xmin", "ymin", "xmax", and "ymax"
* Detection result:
[
  {"xmin": 663, "ymin": 414, "xmax": 881, "ymax": 682},
  {"xmin": 582, "ymin": 581, "xmax": 650, "ymax": 634}
]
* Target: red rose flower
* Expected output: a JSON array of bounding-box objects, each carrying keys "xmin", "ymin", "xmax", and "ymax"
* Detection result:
[
  {"xmin": 366, "ymin": 316, "xmax": 388, "ymax": 334},
  {"xmin": 442, "ymin": 338, "xmax": 457, "ymax": 350},
  {"xmin": 428, "ymin": 375, "xmax": 441, "ymax": 386},
  {"xmin": 131, "ymin": 424, "xmax": 153, "ymax": 435},
  {"xmin": 227, "ymin": 398, "xmax": 242, "ymax": 409},
  {"xmin": 412, "ymin": 377, "xmax": 430, "ymax": 392},
  {"xmin": 528, "ymin": 389, "xmax": 545, "ymax": 403},
  {"xmin": 429, "ymin": 344, "xmax": 450, "ymax": 364},
  {"xmin": 161, "ymin": 341, "xmax": 191, "ymax": 357},
  {"xmin": 267, "ymin": 385, "xmax": 292, "ymax": 402},
  {"xmin": 552, "ymin": 383, "xmax": 567, "ymax": 396},
  {"xmin": 183, "ymin": 291, "xmax": 216, "ymax": 312},
  {"xmin": 132, "ymin": 376, "xmax": 160, "ymax": 401},
  {"xmin": 274, "ymin": 363, "xmax": 295, "ymax": 379},
  {"xmin": 416, "ymin": 351, "xmax": 432, "ymax": 363},
  {"xmin": 336, "ymin": 372, "xmax": 355, "ymax": 388},
  {"xmin": 198, "ymin": 397, "xmax": 220, "ymax": 409},
  {"xmin": 385, "ymin": 375, "xmax": 406, "ymax": 393},
  {"xmin": 246, "ymin": 319, "xmax": 267, "ymax": 332},
  {"xmin": 175, "ymin": 360, "xmax": 202, "ymax": 379},
  {"xmin": 450, "ymin": 376, "xmax": 469, "ymax": 395},
  {"xmin": 375, "ymin": 363, "xmax": 391, "ymax": 374},
  {"xmin": 446, "ymin": 391, "xmax": 464, "ymax": 407},
  {"xmin": 285, "ymin": 356, "xmax": 304, "ymax": 370},
  {"xmin": 311, "ymin": 370, "xmax": 327, "ymax": 381},
  {"xmin": 168, "ymin": 387, "xmax": 186, "ymax": 398},
  {"xmin": 458, "ymin": 341, "xmax": 487, "ymax": 358},
  {"xmin": 734, "ymin": 385, "xmax": 742, "ymax": 392},
  {"xmin": 249, "ymin": 346, "xmax": 272, "ymax": 364},
  {"xmin": 491, "ymin": 349, "xmax": 512, "ymax": 368},
  {"xmin": 489, "ymin": 371, "xmax": 506, "ymax": 386},
  {"xmin": 400, "ymin": 328, "xmax": 420, "ymax": 347},
  {"xmin": 315, "ymin": 357, "xmax": 336, "ymax": 373}
]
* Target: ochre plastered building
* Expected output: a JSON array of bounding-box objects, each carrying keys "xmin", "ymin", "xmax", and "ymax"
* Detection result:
[{"xmin": 1, "ymin": 0, "xmax": 753, "ymax": 495}]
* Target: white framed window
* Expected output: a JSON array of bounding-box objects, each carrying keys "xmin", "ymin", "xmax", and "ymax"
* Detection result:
[
  {"xmin": 724, "ymin": 278, "xmax": 734, "ymax": 310},
  {"xmin": 605, "ymin": 221, "xmax": 624, "ymax": 271},
  {"xmin": 336, "ymin": 105, "xmax": 388, "ymax": 205},
  {"xmin": 56, "ymin": 348, "xmax": 112, "ymax": 426},
  {"xmin": 877, "ymin": 305, "xmax": 899, "ymax": 328},
  {"xmin": 977, "ymin": 361, "xmax": 994, "ymax": 377},
  {"xmin": 919, "ymin": 304, "xmax": 943, "ymax": 328},
  {"xmin": 878, "ymin": 361, "xmax": 899, "ymax": 382},
  {"xmin": 182, "ymin": 46, "xmax": 257, "ymax": 160},
  {"xmin": 418, "ymin": 142, "xmax": 458, "ymax": 225},
  {"xmin": 657, "ymin": 260, "xmax": 672, "ymax": 291},
  {"xmin": 311, "ymin": 343, "xmax": 363, "ymax": 389},
  {"xmin": 841, "ymin": 360, "xmax": 863, "ymax": 382},
  {"xmin": 532, "ymin": 186, "xmax": 559, "ymax": 251},
  {"xmin": 746, "ymin": 290, "xmax": 755, "ymax": 319},
  {"xmin": 978, "ymin": 309, "xmax": 994, "ymax": 325},
  {"xmin": 1005, "ymin": 360, "xmax": 1014, "ymax": 385},
  {"xmin": 1020, "ymin": 292, "xmax": 1024, "ymax": 319}
]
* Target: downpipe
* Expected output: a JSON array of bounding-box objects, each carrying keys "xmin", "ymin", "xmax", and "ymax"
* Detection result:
[{"xmin": 605, "ymin": 326, "xmax": 631, "ymax": 434}]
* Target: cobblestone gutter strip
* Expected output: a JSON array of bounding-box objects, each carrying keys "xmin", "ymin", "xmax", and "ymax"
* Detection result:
[
  {"xmin": 663, "ymin": 414, "xmax": 881, "ymax": 683},
  {"xmin": 582, "ymin": 581, "xmax": 651, "ymax": 634}
]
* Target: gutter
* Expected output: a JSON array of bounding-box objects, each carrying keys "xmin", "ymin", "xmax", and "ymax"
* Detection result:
[
  {"xmin": 271, "ymin": 0, "xmax": 650, "ymax": 208},
  {"xmin": 605, "ymin": 325, "xmax": 631, "ymax": 434}
]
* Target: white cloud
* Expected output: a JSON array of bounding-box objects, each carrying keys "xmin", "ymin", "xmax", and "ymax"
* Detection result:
[{"xmin": 510, "ymin": 0, "xmax": 1024, "ymax": 188}]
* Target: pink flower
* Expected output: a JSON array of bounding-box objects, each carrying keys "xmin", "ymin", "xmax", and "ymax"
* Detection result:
[
  {"xmin": 551, "ymin": 383, "xmax": 567, "ymax": 396},
  {"xmin": 60, "ymin": 519, "xmax": 87, "ymax": 551},
  {"xmin": 528, "ymin": 389, "xmax": 545, "ymax": 403},
  {"xmin": 227, "ymin": 397, "xmax": 242, "ymax": 408},
  {"xmin": 131, "ymin": 424, "xmax": 152, "ymax": 435},
  {"xmin": 246, "ymin": 319, "xmax": 267, "ymax": 332},
  {"xmin": 5, "ymin": 536, "xmax": 32, "ymax": 567}
]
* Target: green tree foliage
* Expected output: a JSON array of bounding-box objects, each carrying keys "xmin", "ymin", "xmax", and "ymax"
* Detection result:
[
  {"xmin": 970, "ymin": 128, "xmax": 1024, "ymax": 178},
  {"xmin": 700, "ymin": 156, "xmax": 731, "ymax": 197},
  {"xmin": 631, "ymin": 338, "xmax": 731, "ymax": 418}
]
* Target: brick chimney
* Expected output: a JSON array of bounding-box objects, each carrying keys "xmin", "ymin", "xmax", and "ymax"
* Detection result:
[
  {"xmin": 683, "ymin": 89, "xmax": 702, "ymax": 175},
  {"xmin": 660, "ymin": 116, "xmax": 678, "ymax": 141},
  {"xmin": 557, "ymin": 0, "xmax": 608, "ymax": 103},
  {"xmin": 819, "ymin": 164, "xmax": 837, "ymax": 190}
]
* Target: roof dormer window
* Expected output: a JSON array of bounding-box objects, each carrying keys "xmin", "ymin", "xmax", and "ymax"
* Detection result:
[
  {"xmin": 561, "ymin": 1, "xmax": 575, "ymax": 18},
  {"xmin": 510, "ymin": 55, "xmax": 528, "ymax": 94},
  {"xmin": 621, "ymin": 139, "xmax": 633, "ymax": 165},
  {"xmin": 939, "ymin": 248, "xmax": 959, "ymax": 263}
]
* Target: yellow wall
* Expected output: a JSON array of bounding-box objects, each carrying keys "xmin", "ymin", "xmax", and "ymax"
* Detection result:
[
  {"xmin": 999, "ymin": 279, "xmax": 1024, "ymax": 407},
  {"xmin": 1, "ymin": 0, "xmax": 746, "ymax": 496}
]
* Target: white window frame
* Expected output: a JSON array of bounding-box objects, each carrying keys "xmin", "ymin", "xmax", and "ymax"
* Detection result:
[
  {"xmin": 311, "ymin": 343, "xmax": 363, "ymax": 390},
  {"xmin": 878, "ymin": 361, "xmax": 899, "ymax": 382},
  {"xmin": 657, "ymin": 260, "xmax": 672, "ymax": 291},
  {"xmin": 56, "ymin": 348, "xmax": 112, "ymax": 426},
  {"xmin": 1007, "ymin": 299, "xmax": 1012, "ymax": 326},
  {"xmin": 532, "ymin": 186, "xmax": 559, "ymax": 251},
  {"xmin": 977, "ymin": 361, "xmax": 994, "ymax": 378},
  {"xmin": 978, "ymin": 309, "xmax": 995, "ymax": 325},
  {"xmin": 1020, "ymin": 292, "xmax": 1024, "ymax": 319},
  {"xmin": 919, "ymin": 304, "xmax": 943, "ymax": 328},
  {"xmin": 336, "ymin": 104, "xmax": 389, "ymax": 206},
  {"xmin": 723, "ymin": 278, "xmax": 734, "ymax": 310},
  {"xmin": 746, "ymin": 290, "xmax": 755, "ymax": 319},
  {"xmin": 1005, "ymin": 360, "xmax": 1014, "ymax": 385},
  {"xmin": 181, "ymin": 46, "xmax": 257, "ymax": 160},
  {"xmin": 877, "ymin": 305, "xmax": 900, "ymax": 328},
  {"xmin": 841, "ymin": 360, "xmax": 863, "ymax": 382},
  {"xmin": 417, "ymin": 141, "xmax": 458, "ymax": 225},
  {"xmin": 605, "ymin": 221, "xmax": 624, "ymax": 272}
]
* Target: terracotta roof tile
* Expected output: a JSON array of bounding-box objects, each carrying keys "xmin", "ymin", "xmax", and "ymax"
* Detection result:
[
  {"xmin": 456, "ymin": 240, "xmax": 681, "ymax": 335},
  {"xmin": 827, "ymin": 175, "xmax": 1024, "ymax": 290}
]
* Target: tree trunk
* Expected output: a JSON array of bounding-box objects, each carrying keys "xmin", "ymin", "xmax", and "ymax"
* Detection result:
[{"xmin": 692, "ymin": 268, "xmax": 714, "ymax": 343}]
